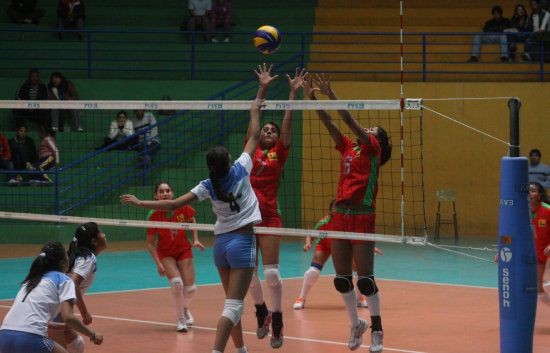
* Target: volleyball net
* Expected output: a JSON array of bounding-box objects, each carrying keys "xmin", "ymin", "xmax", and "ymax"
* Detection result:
[{"xmin": 0, "ymin": 99, "xmax": 427, "ymax": 244}]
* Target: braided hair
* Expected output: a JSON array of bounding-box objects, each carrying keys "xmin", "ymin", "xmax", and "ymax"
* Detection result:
[
  {"xmin": 206, "ymin": 146, "xmax": 242, "ymax": 212},
  {"xmin": 67, "ymin": 222, "xmax": 100, "ymax": 273},
  {"xmin": 375, "ymin": 126, "xmax": 392, "ymax": 166},
  {"xmin": 22, "ymin": 241, "xmax": 67, "ymax": 301}
]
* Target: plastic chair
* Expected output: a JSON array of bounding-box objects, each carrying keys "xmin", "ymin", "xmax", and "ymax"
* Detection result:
[{"xmin": 435, "ymin": 189, "xmax": 458, "ymax": 240}]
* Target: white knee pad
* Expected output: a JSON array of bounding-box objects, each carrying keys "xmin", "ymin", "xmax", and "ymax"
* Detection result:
[
  {"xmin": 66, "ymin": 335, "xmax": 85, "ymax": 353},
  {"xmin": 264, "ymin": 264, "xmax": 282, "ymax": 288},
  {"xmin": 184, "ymin": 284, "xmax": 197, "ymax": 297},
  {"xmin": 543, "ymin": 281, "xmax": 550, "ymax": 297},
  {"xmin": 221, "ymin": 299, "xmax": 244, "ymax": 326},
  {"xmin": 170, "ymin": 277, "xmax": 184, "ymax": 289}
]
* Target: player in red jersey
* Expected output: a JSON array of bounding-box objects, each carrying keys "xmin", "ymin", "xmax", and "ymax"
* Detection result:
[
  {"xmin": 304, "ymin": 74, "xmax": 392, "ymax": 352},
  {"xmin": 293, "ymin": 199, "xmax": 384, "ymax": 310},
  {"xmin": 529, "ymin": 182, "xmax": 550, "ymax": 304},
  {"xmin": 146, "ymin": 181, "xmax": 205, "ymax": 333},
  {"xmin": 246, "ymin": 67, "xmax": 307, "ymax": 348}
]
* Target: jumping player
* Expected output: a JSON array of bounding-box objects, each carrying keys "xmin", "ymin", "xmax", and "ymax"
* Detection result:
[
  {"xmin": 121, "ymin": 63, "xmax": 275, "ymax": 353},
  {"xmin": 0, "ymin": 241, "xmax": 103, "ymax": 353},
  {"xmin": 304, "ymin": 73, "xmax": 392, "ymax": 352},
  {"xmin": 293, "ymin": 200, "xmax": 384, "ymax": 310},
  {"xmin": 146, "ymin": 181, "xmax": 204, "ymax": 332},
  {"xmin": 246, "ymin": 67, "xmax": 307, "ymax": 349}
]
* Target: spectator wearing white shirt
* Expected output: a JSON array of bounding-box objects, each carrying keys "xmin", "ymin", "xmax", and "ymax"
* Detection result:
[
  {"xmin": 95, "ymin": 110, "xmax": 135, "ymax": 150},
  {"xmin": 185, "ymin": 0, "xmax": 211, "ymax": 41},
  {"xmin": 523, "ymin": 0, "xmax": 550, "ymax": 61},
  {"xmin": 132, "ymin": 109, "xmax": 161, "ymax": 167}
]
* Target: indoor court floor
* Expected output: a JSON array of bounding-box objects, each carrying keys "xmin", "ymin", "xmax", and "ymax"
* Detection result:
[{"xmin": 1, "ymin": 237, "xmax": 549, "ymax": 353}]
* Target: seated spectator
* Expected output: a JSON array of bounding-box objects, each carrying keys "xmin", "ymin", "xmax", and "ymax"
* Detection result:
[
  {"xmin": 529, "ymin": 148, "xmax": 550, "ymax": 189},
  {"xmin": 523, "ymin": 0, "xmax": 550, "ymax": 61},
  {"xmin": 504, "ymin": 4, "xmax": 529, "ymax": 60},
  {"xmin": 184, "ymin": 0, "xmax": 211, "ymax": 41},
  {"xmin": 30, "ymin": 126, "xmax": 58, "ymax": 185},
  {"xmin": 13, "ymin": 68, "xmax": 49, "ymax": 129},
  {"xmin": 48, "ymin": 71, "xmax": 82, "ymax": 132},
  {"xmin": 95, "ymin": 111, "xmax": 136, "ymax": 150},
  {"xmin": 8, "ymin": 124, "xmax": 38, "ymax": 182},
  {"xmin": 210, "ymin": 0, "xmax": 231, "ymax": 43},
  {"xmin": 57, "ymin": 0, "xmax": 85, "ymax": 40},
  {"xmin": 467, "ymin": 6, "xmax": 511, "ymax": 62},
  {"xmin": 132, "ymin": 110, "xmax": 160, "ymax": 167},
  {"xmin": 0, "ymin": 131, "xmax": 17, "ymax": 184},
  {"xmin": 7, "ymin": 0, "xmax": 45, "ymax": 24}
]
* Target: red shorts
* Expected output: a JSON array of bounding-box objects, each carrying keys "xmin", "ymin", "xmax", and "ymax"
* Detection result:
[
  {"xmin": 314, "ymin": 238, "xmax": 332, "ymax": 254},
  {"xmin": 256, "ymin": 213, "xmax": 282, "ymax": 237},
  {"xmin": 332, "ymin": 210, "xmax": 376, "ymax": 244},
  {"xmin": 536, "ymin": 238, "xmax": 550, "ymax": 264},
  {"xmin": 157, "ymin": 246, "xmax": 193, "ymax": 261}
]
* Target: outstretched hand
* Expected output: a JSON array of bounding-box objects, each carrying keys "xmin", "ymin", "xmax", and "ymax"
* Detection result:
[
  {"xmin": 303, "ymin": 75, "xmax": 319, "ymax": 100},
  {"xmin": 254, "ymin": 63, "xmax": 278, "ymax": 88},
  {"xmin": 313, "ymin": 73, "xmax": 333, "ymax": 97},
  {"xmin": 287, "ymin": 67, "xmax": 307, "ymax": 93},
  {"xmin": 120, "ymin": 194, "xmax": 140, "ymax": 206}
]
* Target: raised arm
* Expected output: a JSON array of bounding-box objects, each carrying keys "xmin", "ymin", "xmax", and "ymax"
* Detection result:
[
  {"xmin": 303, "ymin": 75, "xmax": 342, "ymax": 146},
  {"xmin": 246, "ymin": 63, "xmax": 278, "ymax": 141},
  {"xmin": 313, "ymin": 73, "xmax": 371, "ymax": 145},
  {"xmin": 280, "ymin": 67, "xmax": 307, "ymax": 149},
  {"xmin": 244, "ymin": 98, "xmax": 265, "ymax": 157},
  {"xmin": 120, "ymin": 191, "xmax": 198, "ymax": 211}
]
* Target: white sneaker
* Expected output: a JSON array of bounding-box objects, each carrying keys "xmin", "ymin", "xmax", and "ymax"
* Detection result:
[
  {"xmin": 184, "ymin": 308, "xmax": 194, "ymax": 326},
  {"xmin": 348, "ymin": 318, "xmax": 368, "ymax": 351},
  {"xmin": 357, "ymin": 296, "xmax": 368, "ymax": 308},
  {"xmin": 8, "ymin": 179, "xmax": 18, "ymax": 184},
  {"xmin": 223, "ymin": 37, "xmax": 230, "ymax": 43},
  {"xmin": 369, "ymin": 331, "xmax": 384, "ymax": 352},
  {"xmin": 211, "ymin": 37, "xmax": 218, "ymax": 43},
  {"xmin": 176, "ymin": 318, "xmax": 188, "ymax": 332},
  {"xmin": 16, "ymin": 174, "xmax": 23, "ymax": 182},
  {"xmin": 293, "ymin": 297, "xmax": 305, "ymax": 309},
  {"xmin": 25, "ymin": 162, "xmax": 35, "ymax": 170}
]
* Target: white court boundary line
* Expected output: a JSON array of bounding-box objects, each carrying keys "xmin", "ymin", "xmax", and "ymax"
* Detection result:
[{"xmin": 0, "ymin": 303, "xmax": 428, "ymax": 353}]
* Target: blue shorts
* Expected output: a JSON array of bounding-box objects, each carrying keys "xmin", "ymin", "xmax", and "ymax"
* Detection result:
[
  {"xmin": 213, "ymin": 233, "xmax": 256, "ymax": 268},
  {"xmin": 0, "ymin": 329, "xmax": 55, "ymax": 353}
]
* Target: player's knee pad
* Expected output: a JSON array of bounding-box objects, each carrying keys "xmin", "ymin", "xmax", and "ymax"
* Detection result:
[
  {"xmin": 357, "ymin": 275, "xmax": 378, "ymax": 297},
  {"xmin": 334, "ymin": 275, "xmax": 354, "ymax": 293},
  {"xmin": 170, "ymin": 277, "xmax": 184, "ymax": 291},
  {"xmin": 543, "ymin": 281, "xmax": 550, "ymax": 297},
  {"xmin": 264, "ymin": 264, "xmax": 282, "ymax": 288},
  {"xmin": 184, "ymin": 284, "xmax": 196, "ymax": 298},
  {"xmin": 311, "ymin": 262, "xmax": 323, "ymax": 271},
  {"xmin": 66, "ymin": 335, "xmax": 85, "ymax": 353},
  {"xmin": 221, "ymin": 299, "xmax": 244, "ymax": 326}
]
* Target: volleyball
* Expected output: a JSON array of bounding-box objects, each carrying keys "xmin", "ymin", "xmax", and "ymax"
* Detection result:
[{"xmin": 253, "ymin": 25, "xmax": 282, "ymax": 54}]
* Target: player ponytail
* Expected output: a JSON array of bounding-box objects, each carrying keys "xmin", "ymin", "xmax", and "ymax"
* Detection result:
[
  {"xmin": 68, "ymin": 222, "xmax": 99, "ymax": 273},
  {"xmin": 206, "ymin": 146, "xmax": 242, "ymax": 210},
  {"xmin": 22, "ymin": 241, "xmax": 67, "ymax": 300},
  {"xmin": 376, "ymin": 126, "xmax": 392, "ymax": 166}
]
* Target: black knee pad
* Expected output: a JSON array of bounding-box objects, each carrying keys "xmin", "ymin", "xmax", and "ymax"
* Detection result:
[
  {"xmin": 357, "ymin": 275, "xmax": 378, "ymax": 296},
  {"xmin": 334, "ymin": 275, "xmax": 354, "ymax": 293}
]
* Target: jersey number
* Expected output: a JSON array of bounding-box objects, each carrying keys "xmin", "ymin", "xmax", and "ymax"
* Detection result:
[
  {"xmin": 255, "ymin": 158, "xmax": 267, "ymax": 176},
  {"xmin": 343, "ymin": 156, "xmax": 353, "ymax": 175}
]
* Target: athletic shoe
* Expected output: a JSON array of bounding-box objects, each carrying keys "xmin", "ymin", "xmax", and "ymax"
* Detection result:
[
  {"xmin": 293, "ymin": 297, "xmax": 305, "ymax": 309},
  {"xmin": 255, "ymin": 309, "xmax": 271, "ymax": 339},
  {"xmin": 184, "ymin": 308, "xmax": 194, "ymax": 326},
  {"xmin": 176, "ymin": 318, "xmax": 188, "ymax": 332},
  {"xmin": 348, "ymin": 318, "xmax": 368, "ymax": 351},
  {"xmin": 270, "ymin": 312, "xmax": 283, "ymax": 348},
  {"xmin": 8, "ymin": 179, "xmax": 18, "ymax": 185},
  {"xmin": 211, "ymin": 38, "xmax": 219, "ymax": 43},
  {"xmin": 369, "ymin": 331, "xmax": 384, "ymax": 352},
  {"xmin": 223, "ymin": 37, "xmax": 230, "ymax": 43},
  {"xmin": 357, "ymin": 296, "xmax": 368, "ymax": 308}
]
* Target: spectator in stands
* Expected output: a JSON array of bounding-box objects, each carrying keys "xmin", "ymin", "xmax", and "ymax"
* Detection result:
[
  {"xmin": 30, "ymin": 126, "xmax": 58, "ymax": 185},
  {"xmin": 7, "ymin": 0, "xmax": 45, "ymax": 24},
  {"xmin": 8, "ymin": 124, "xmax": 38, "ymax": 182},
  {"xmin": 504, "ymin": 4, "xmax": 529, "ymax": 60},
  {"xmin": 57, "ymin": 0, "xmax": 85, "ymax": 40},
  {"xmin": 0, "ymin": 131, "xmax": 17, "ymax": 184},
  {"xmin": 132, "ymin": 110, "xmax": 161, "ymax": 167},
  {"xmin": 184, "ymin": 0, "xmax": 211, "ymax": 41},
  {"xmin": 467, "ymin": 6, "xmax": 511, "ymax": 62},
  {"xmin": 210, "ymin": 0, "xmax": 231, "ymax": 43},
  {"xmin": 48, "ymin": 71, "xmax": 83, "ymax": 132},
  {"xmin": 529, "ymin": 149, "xmax": 550, "ymax": 189},
  {"xmin": 95, "ymin": 110, "xmax": 136, "ymax": 151},
  {"xmin": 523, "ymin": 0, "xmax": 550, "ymax": 61},
  {"xmin": 14, "ymin": 68, "xmax": 49, "ymax": 130}
]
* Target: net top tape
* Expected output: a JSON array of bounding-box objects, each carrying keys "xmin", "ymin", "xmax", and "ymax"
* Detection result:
[{"xmin": 0, "ymin": 99, "xmax": 423, "ymax": 111}]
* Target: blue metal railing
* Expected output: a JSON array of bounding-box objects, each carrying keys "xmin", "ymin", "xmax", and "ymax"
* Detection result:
[{"xmin": 0, "ymin": 29, "xmax": 547, "ymax": 81}]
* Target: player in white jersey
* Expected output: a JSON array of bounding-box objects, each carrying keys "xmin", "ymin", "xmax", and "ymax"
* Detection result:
[
  {"xmin": 0, "ymin": 241, "xmax": 103, "ymax": 353},
  {"xmin": 121, "ymin": 63, "xmax": 276, "ymax": 353},
  {"xmin": 49, "ymin": 223, "xmax": 107, "ymax": 353}
]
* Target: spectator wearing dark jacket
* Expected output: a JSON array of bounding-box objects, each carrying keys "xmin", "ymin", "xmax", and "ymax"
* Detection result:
[
  {"xmin": 504, "ymin": 4, "xmax": 529, "ymax": 60},
  {"xmin": 14, "ymin": 69, "xmax": 49, "ymax": 129},
  {"xmin": 48, "ymin": 72, "xmax": 82, "ymax": 132},
  {"xmin": 8, "ymin": 124, "xmax": 38, "ymax": 181},
  {"xmin": 57, "ymin": 0, "xmax": 85, "ymax": 40},
  {"xmin": 468, "ymin": 6, "xmax": 511, "ymax": 62},
  {"xmin": 7, "ymin": 0, "xmax": 45, "ymax": 24},
  {"xmin": 210, "ymin": 0, "xmax": 232, "ymax": 43},
  {"xmin": 523, "ymin": 0, "xmax": 550, "ymax": 61}
]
